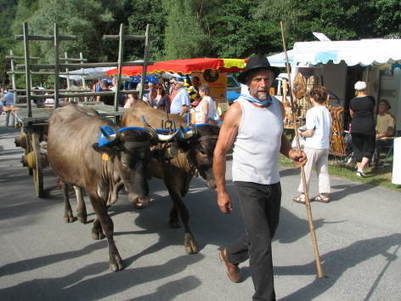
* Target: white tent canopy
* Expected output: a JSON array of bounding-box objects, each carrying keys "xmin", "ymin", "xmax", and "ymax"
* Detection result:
[
  {"xmin": 266, "ymin": 49, "xmax": 295, "ymax": 67},
  {"xmin": 267, "ymin": 39, "xmax": 401, "ymax": 67},
  {"xmin": 59, "ymin": 67, "xmax": 115, "ymax": 81}
]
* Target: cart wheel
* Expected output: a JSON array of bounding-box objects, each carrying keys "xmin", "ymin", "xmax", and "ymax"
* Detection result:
[{"xmin": 31, "ymin": 132, "xmax": 44, "ymax": 198}]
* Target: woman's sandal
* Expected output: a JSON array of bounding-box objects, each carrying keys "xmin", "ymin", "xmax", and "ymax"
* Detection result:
[
  {"xmin": 314, "ymin": 194, "xmax": 330, "ymax": 203},
  {"xmin": 293, "ymin": 194, "xmax": 306, "ymax": 204}
]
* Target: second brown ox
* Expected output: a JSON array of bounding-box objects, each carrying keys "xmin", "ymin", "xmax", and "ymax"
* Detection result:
[{"xmin": 121, "ymin": 101, "xmax": 220, "ymax": 254}]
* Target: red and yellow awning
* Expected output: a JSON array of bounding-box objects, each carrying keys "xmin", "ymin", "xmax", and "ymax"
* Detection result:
[{"xmin": 106, "ymin": 58, "xmax": 246, "ymax": 76}]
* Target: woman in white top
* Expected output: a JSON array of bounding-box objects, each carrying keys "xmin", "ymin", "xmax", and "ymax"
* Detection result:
[
  {"xmin": 293, "ymin": 85, "xmax": 332, "ymax": 203},
  {"xmin": 194, "ymin": 84, "xmax": 219, "ymax": 124}
]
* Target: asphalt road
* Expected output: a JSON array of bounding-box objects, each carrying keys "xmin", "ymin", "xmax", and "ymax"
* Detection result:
[{"xmin": 1, "ymin": 125, "xmax": 400, "ymax": 301}]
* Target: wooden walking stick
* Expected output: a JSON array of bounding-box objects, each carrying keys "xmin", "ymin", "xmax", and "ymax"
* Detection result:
[{"xmin": 280, "ymin": 21, "xmax": 324, "ymax": 278}]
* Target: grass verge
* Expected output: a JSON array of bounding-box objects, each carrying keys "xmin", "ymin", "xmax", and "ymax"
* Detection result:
[{"xmin": 280, "ymin": 155, "xmax": 401, "ymax": 192}]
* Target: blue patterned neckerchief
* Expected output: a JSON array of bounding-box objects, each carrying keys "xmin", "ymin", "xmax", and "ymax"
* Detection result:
[{"xmin": 238, "ymin": 91, "xmax": 272, "ymax": 107}]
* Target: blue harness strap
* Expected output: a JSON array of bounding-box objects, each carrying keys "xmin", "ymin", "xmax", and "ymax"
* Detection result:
[{"xmin": 97, "ymin": 122, "xmax": 221, "ymax": 147}]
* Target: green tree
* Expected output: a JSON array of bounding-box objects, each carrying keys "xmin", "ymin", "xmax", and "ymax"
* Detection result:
[
  {"xmin": 368, "ymin": 0, "xmax": 401, "ymax": 38},
  {"xmin": 126, "ymin": 0, "xmax": 166, "ymax": 61},
  {"xmin": 0, "ymin": 0, "xmax": 17, "ymax": 85},
  {"xmin": 3, "ymin": 0, "xmax": 399, "ymax": 84},
  {"xmin": 163, "ymin": 0, "xmax": 207, "ymax": 59},
  {"xmin": 206, "ymin": 0, "xmax": 282, "ymax": 58}
]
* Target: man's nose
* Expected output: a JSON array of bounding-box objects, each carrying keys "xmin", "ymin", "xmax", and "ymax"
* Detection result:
[{"xmin": 259, "ymin": 80, "xmax": 267, "ymax": 88}]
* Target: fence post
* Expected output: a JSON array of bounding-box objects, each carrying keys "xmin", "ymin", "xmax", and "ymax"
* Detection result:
[{"xmin": 22, "ymin": 22, "xmax": 32, "ymax": 117}]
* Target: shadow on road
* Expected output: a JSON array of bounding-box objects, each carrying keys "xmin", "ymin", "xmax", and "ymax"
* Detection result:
[
  {"xmin": 123, "ymin": 177, "xmax": 327, "ymax": 267},
  {"xmin": 129, "ymin": 276, "xmax": 201, "ymax": 301},
  {"xmin": 330, "ymin": 183, "xmax": 378, "ymax": 202},
  {"xmin": 0, "ymin": 241, "xmax": 106, "ymax": 277},
  {"xmin": 0, "ymin": 156, "xmax": 339, "ymax": 301},
  {"xmin": 276, "ymin": 233, "xmax": 401, "ymax": 301},
  {"xmin": 0, "ymin": 253, "xmax": 203, "ymax": 301}
]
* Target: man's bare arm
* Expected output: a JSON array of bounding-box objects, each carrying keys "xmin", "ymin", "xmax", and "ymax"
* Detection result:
[{"xmin": 213, "ymin": 102, "xmax": 241, "ymax": 213}]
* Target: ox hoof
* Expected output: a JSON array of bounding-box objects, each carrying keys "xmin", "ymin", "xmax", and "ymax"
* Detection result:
[
  {"xmin": 77, "ymin": 213, "xmax": 87, "ymax": 224},
  {"xmin": 92, "ymin": 229, "xmax": 105, "ymax": 240},
  {"xmin": 184, "ymin": 233, "xmax": 199, "ymax": 254},
  {"xmin": 132, "ymin": 198, "xmax": 151, "ymax": 209},
  {"xmin": 64, "ymin": 214, "xmax": 77, "ymax": 223},
  {"xmin": 133, "ymin": 202, "xmax": 146, "ymax": 209},
  {"xmin": 109, "ymin": 255, "xmax": 124, "ymax": 272}
]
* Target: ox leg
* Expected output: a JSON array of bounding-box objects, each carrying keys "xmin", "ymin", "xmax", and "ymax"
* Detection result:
[
  {"xmin": 63, "ymin": 183, "xmax": 77, "ymax": 223},
  {"xmin": 89, "ymin": 195, "xmax": 123, "ymax": 271},
  {"xmin": 73, "ymin": 185, "xmax": 87, "ymax": 223},
  {"xmin": 107, "ymin": 180, "xmax": 124, "ymax": 207},
  {"xmin": 169, "ymin": 205, "xmax": 180, "ymax": 228},
  {"xmin": 92, "ymin": 218, "xmax": 105, "ymax": 240},
  {"xmin": 166, "ymin": 187, "xmax": 199, "ymax": 254}
]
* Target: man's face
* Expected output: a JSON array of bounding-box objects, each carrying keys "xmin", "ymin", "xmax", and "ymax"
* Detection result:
[
  {"xmin": 378, "ymin": 103, "xmax": 389, "ymax": 114},
  {"xmin": 247, "ymin": 70, "xmax": 273, "ymax": 100}
]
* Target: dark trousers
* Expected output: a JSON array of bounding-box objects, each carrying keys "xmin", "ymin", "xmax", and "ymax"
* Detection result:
[
  {"xmin": 227, "ymin": 181, "xmax": 282, "ymax": 301},
  {"xmin": 351, "ymin": 133, "xmax": 375, "ymax": 162}
]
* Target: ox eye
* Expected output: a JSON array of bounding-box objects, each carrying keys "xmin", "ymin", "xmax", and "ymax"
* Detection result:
[{"xmin": 121, "ymin": 157, "xmax": 129, "ymax": 167}]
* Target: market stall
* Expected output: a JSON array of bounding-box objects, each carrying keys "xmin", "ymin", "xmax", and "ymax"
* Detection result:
[
  {"xmin": 106, "ymin": 57, "xmax": 246, "ymax": 112},
  {"xmin": 268, "ymin": 38, "xmax": 401, "ymax": 157}
]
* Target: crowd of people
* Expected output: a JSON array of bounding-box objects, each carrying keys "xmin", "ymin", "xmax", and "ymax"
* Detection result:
[
  {"xmin": 290, "ymin": 79, "xmax": 397, "ymax": 207},
  {"xmin": 91, "ymin": 76, "xmax": 220, "ymax": 125},
  {"xmin": 0, "ymin": 74, "xmax": 221, "ymax": 127}
]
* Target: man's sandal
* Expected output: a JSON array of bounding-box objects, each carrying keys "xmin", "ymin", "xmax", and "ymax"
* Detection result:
[{"xmin": 313, "ymin": 194, "xmax": 330, "ymax": 203}]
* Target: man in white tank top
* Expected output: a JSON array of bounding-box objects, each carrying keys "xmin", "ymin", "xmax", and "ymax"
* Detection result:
[{"xmin": 213, "ymin": 54, "xmax": 306, "ymax": 301}]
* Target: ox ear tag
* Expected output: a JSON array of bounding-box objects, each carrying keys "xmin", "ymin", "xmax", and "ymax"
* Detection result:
[{"xmin": 102, "ymin": 153, "xmax": 110, "ymax": 161}]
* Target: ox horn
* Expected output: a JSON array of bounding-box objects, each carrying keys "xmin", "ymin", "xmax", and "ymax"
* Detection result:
[
  {"xmin": 145, "ymin": 127, "xmax": 179, "ymax": 142},
  {"xmin": 157, "ymin": 130, "xmax": 179, "ymax": 142},
  {"xmin": 180, "ymin": 125, "xmax": 196, "ymax": 139},
  {"xmin": 140, "ymin": 115, "xmax": 179, "ymax": 142}
]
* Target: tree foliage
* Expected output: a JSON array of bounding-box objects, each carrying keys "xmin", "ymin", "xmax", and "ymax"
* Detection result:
[
  {"xmin": 126, "ymin": 0, "xmax": 166, "ymax": 61},
  {"xmin": 163, "ymin": 0, "xmax": 207, "ymax": 59},
  {"xmin": 0, "ymin": 0, "xmax": 17, "ymax": 85}
]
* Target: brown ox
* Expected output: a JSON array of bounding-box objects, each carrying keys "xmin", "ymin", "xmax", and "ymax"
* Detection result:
[
  {"xmin": 121, "ymin": 101, "xmax": 219, "ymax": 254},
  {"xmin": 47, "ymin": 104, "xmax": 155, "ymax": 271}
]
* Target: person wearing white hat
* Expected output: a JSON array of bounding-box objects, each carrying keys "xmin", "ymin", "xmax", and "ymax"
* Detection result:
[
  {"xmin": 169, "ymin": 78, "xmax": 190, "ymax": 120},
  {"xmin": 349, "ymin": 81, "xmax": 376, "ymax": 176}
]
